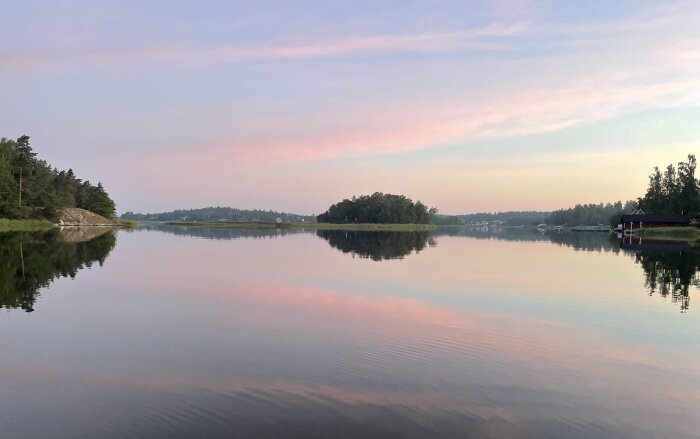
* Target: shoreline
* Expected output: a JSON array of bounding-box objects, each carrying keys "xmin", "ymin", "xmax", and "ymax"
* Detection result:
[
  {"xmin": 634, "ymin": 227, "xmax": 700, "ymax": 241},
  {"xmin": 164, "ymin": 221, "xmax": 437, "ymax": 231},
  {"xmin": 0, "ymin": 219, "xmax": 55, "ymax": 232},
  {"xmin": 0, "ymin": 218, "xmax": 138, "ymax": 232}
]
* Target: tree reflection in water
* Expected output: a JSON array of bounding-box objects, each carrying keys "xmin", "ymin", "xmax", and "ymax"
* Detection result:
[
  {"xmin": 621, "ymin": 236, "xmax": 700, "ymax": 312},
  {"xmin": 0, "ymin": 228, "xmax": 116, "ymax": 312},
  {"xmin": 434, "ymin": 226, "xmax": 699, "ymax": 311},
  {"xmin": 316, "ymin": 230, "xmax": 436, "ymax": 261}
]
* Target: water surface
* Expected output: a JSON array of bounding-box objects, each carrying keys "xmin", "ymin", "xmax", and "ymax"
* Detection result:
[{"xmin": 1, "ymin": 226, "xmax": 698, "ymax": 438}]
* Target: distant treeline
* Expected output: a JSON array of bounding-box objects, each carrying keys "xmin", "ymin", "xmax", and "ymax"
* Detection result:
[
  {"xmin": 638, "ymin": 154, "xmax": 699, "ymax": 216},
  {"xmin": 435, "ymin": 211, "xmax": 549, "ymax": 226},
  {"xmin": 0, "ymin": 136, "xmax": 116, "ymax": 220},
  {"xmin": 547, "ymin": 201, "xmax": 638, "ymax": 226},
  {"xmin": 436, "ymin": 203, "xmax": 639, "ymax": 227},
  {"xmin": 316, "ymin": 193, "xmax": 437, "ymax": 224},
  {"xmin": 121, "ymin": 206, "xmax": 316, "ymax": 223}
]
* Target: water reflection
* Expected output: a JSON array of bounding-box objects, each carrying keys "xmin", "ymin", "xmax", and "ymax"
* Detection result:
[
  {"xmin": 438, "ymin": 226, "xmax": 699, "ymax": 310},
  {"xmin": 135, "ymin": 222, "xmax": 305, "ymax": 240},
  {"xmin": 0, "ymin": 228, "xmax": 116, "ymax": 312},
  {"xmin": 435, "ymin": 226, "xmax": 621, "ymax": 253},
  {"xmin": 316, "ymin": 230, "xmax": 435, "ymax": 260},
  {"xmin": 1, "ymin": 226, "xmax": 699, "ymax": 438},
  {"xmin": 620, "ymin": 236, "xmax": 700, "ymax": 311}
]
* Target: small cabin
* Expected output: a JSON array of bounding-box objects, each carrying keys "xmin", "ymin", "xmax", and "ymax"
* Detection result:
[{"xmin": 620, "ymin": 213, "xmax": 690, "ymax": 231}]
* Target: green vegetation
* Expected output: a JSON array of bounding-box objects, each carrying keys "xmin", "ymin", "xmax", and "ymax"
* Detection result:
[
  {"xmin": 317, "ymin": 192, "xmax": 436, "ymax": 224},
  {"xmin": 123, "ymin": 206, "xmax": 315, "ymax": 223},
  {"xmin": 635, "ymin": 227, "xmax": 700, "ymax": 241},
  {"xmin": 0, "ymin": 219, "xmax": 55, "ymax": 232},
  {"xmin": 1, "ymin": 135, "xmax": 116, "ymax": 221},
  {"xmin": 165, "ymin": 221, "xmax": 436, "ymax": 231},
  {"xmin": 638, "ymin": 154, "xmax": 699, "ymax": 216},
  {"xmin": 115, "ymin": 219, "xmax": 139, "ymax": 229},
  {"xmin": 547, "ymin": 201, "xmax": 638, "ymax": 226}
]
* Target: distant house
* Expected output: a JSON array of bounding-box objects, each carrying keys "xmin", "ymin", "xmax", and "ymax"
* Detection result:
[{"xmin": 621, "ymin": 213, "xmax": 690, "ymax": 231}]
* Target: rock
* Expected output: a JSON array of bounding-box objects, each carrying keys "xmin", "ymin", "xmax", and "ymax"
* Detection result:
[
  {"xmin": 58, "ymin": 226, "xmax": 113, "ymax": 243},
  {"xmin": 56, "ymin": 208, "xmax": 115, "ymax": 227}
]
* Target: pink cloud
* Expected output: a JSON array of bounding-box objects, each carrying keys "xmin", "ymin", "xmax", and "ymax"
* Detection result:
[{"xmin": 0, "ymin": 23, "xmax": 526, "ymax": 73}]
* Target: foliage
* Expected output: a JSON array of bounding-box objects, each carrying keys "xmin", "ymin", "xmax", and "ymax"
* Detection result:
[
  {"xmin": 0, "ymin": 136, "xmax": 116, "ymax": 220},
  {"xmin": 316, "ymin": 192, "xmax": 437, "ymax": 224},
  {"xmin": 115, "ymin": 219, "xmax": 139, "ymax": 228},
  {"xmin": 122, "ymin": 206, "xmax": 315, "ymax": 223},
  {"xmin": 635, "ymin": 227, "xmax": 700, "ymax": 241},
  {"xmin": 547, "ymin": 200, "xmax": 637, "ymax": 226},
  {"xmin": 0, "ymin": 219, "xmax": 55, "ymax": 232},
  {"xmin": 638, "ymin": 154, "xmax": 699, "ymax": 215}
]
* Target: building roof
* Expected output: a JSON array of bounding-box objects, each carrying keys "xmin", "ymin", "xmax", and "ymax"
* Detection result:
[{"xmin": 621, "ymin": 213, "xmax": 691, "ymax": 223}]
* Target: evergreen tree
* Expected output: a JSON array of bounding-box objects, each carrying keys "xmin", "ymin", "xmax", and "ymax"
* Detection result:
[
  {"xmin": 13, "ymin": 135, "xmax": 36, "ymax": 209},
  {"xmin": 0, "ymin": 135, "xmax": 117, "ymax": 220},
  {"xmin": 317, "ymin": 193, "xmax": 437, "ymax": 224},
  {"xmin": 638, "ymin": 154, "xmax": 700, "ymax": 216}
]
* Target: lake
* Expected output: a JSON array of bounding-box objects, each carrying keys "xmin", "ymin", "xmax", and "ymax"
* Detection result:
[{"xmin": 1, "ymin": 226, "xmax": 698, "ymax": 439}]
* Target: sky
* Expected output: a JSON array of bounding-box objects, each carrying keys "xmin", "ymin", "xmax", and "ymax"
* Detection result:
[{"xmin": 1, "ymin": 0, "xmax": 699, "ymax": 215}]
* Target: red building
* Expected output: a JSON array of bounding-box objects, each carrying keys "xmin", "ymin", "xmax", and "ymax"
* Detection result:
[{"xmin": 621, "ymin": 213, "xmax": 690, "ymax": 231}]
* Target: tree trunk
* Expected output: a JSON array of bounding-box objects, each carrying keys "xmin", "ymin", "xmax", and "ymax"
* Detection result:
[{"xmin": 18, "ymin": 168, "xmax": 22, "ymax": 208}]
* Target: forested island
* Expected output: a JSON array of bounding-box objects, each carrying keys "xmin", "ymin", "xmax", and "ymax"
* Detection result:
[
  {"xmin": 0, "ymin": 136, "xmax": 116, "ymax": 222},
  {"xmin": 316, "ymin": 193, "xmax": 436, "ymax": 224}
]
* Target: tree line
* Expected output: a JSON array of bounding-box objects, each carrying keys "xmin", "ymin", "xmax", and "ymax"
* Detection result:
[
  {"xmin": 121, "ymin": 206, "xmax": 316, "ymax": 223},
  {"xmin": 0, "ymin": 136, "xmax": 116, "ymax": 220},
  {"xmin": 316, "ymin": 192, "xmax": 437, "ymax": 224},
  {"xmin": 637, "ymin": 154, "xmax": 699, "ymax": 216},
  {"xmin": 435, "ymin": 211, "xmax": 550, "ymax": 226},
  {"xmin": 546, "ymin": 201, "xmax": 638, "ymax": 226}
]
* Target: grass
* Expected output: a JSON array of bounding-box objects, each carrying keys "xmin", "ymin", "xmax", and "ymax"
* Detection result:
[
  {"xmin": 115, "ymin": 219, "xmax": 139, "ymax": 228},
  {"xmin": 164, "ymin": 221, "xmax": 437, "ymax": 231},
  {"xmin": 0, "ymin": 218, "xmax": 55, "ymax": 232},
  {"xmin": 635, "ymin": 226, "xmax": 700, "ymax": 241}
]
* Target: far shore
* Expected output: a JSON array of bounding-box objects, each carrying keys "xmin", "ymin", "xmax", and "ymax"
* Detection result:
[{"xmin": 164, "ymin": 221, "xmax": 437, "ymax": 231}]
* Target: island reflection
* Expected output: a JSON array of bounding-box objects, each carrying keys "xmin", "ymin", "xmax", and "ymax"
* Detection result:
[
  {"xmin": 127, "ymin": 224, "xmax": 698, "ymax": 310},
  {"xmin": 316, "ymin": 230, "xmax": 436, "ymax": 261},
  {"xmin": 0, "ymin": 228, "xmax": 116, "ymax": 312}
]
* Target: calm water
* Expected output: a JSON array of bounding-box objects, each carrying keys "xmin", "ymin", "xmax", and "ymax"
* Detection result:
[{"xmin": 1, "ymin": 226, "xmax": 699, "ymax": 439}]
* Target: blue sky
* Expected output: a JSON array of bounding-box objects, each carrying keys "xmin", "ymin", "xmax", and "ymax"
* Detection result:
[{"xmin": 1, "ymin": 0, "xmax": 698, "ymax": 214}]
